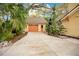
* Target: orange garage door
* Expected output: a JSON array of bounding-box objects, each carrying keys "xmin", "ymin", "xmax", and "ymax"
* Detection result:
[{"xmin": 29, "ymin": 25, "xmax": 38, "ymax": 32}]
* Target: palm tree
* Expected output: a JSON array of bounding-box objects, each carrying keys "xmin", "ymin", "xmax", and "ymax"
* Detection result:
[{"xmin": 0, "ymin": 3, "xmax": 28, "ymax": 42}]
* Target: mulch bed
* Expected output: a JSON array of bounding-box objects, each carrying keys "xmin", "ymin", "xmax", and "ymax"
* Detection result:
[
  {"xmin": 58, "ymin": 35, "xmax": 79, "ymax": 39},
  {"xmin": 47, "ymin": 33, "xmax": 79, "ymax": 40},
  {"xmin": 11, "ymin": 32, "xmax": 28, "ymax": 43}
]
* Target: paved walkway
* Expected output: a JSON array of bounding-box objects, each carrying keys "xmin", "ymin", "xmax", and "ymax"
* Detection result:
[{"xmin": 3, "ymin": 32, "xmax": 79, "ymax": 56}]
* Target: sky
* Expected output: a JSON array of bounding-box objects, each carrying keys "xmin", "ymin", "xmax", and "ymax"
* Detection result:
[
  {"xmin": 3, "ymin": 3, "xmax": 64, "ymax": 20},
  {"xmin": 23, "ymin": 3, "xmax": 64, "ymax": 9},
  {"xmin": 46, "ymin": 3, "xmax": 63, "ymax": 8}
]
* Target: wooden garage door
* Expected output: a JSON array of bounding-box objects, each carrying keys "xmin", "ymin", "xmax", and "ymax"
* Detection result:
[{"xmin": 29, "ymin": 25, "xmax": 38, "ymax": 32}]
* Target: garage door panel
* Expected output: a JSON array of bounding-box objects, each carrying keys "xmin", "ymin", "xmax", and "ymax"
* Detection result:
[{"xmin": 29, "ymin": 25, "xmax": 38, "ymax": 32}]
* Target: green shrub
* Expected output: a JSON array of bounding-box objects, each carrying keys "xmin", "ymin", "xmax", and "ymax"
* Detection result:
[
  {"xmin": 0, "ymin": 31, "xmax": 14, "ymax": 42},
  {"xmin": 46, "ymin": 5, "xmax": 65, "ymax": 36}
]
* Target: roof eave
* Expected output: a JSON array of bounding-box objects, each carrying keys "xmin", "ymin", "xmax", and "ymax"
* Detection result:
[{"xmin": 60, "ymin": 4, "xmax": 79, "ymax": 21}]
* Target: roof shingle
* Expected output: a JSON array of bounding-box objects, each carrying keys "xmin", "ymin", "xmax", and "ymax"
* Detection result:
[{"xmin": 26, "ymin": 16, "xmax": 47, "ymax": 25}]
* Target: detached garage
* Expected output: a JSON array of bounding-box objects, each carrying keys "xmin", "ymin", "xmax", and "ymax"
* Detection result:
[{"xmin": 26, "ymin": 16, "xmax": 47, "ymax": 32}]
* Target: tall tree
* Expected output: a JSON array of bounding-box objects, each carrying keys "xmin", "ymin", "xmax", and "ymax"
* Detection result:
[
  {"xmin": 46, "ymin": 5, "xmax": 65, "ymax": 35},
  {"xmin": 0, "ymin": 3, "xmax": 28, "ymax": 42}
]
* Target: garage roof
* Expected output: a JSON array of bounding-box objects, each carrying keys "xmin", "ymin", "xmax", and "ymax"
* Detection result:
[{"xmin": 26, "ymin": 16, "xmax": 47, "ymax": 25}]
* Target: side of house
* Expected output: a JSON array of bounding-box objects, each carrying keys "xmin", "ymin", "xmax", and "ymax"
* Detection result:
[{"xmin": 61, "ymin": 4, "xmax": 79, "ymax": 38}]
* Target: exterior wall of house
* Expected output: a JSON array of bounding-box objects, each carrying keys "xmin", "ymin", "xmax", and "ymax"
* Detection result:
[
  {"xmin": 26, "ymin": 25, "xmax": 29, "ymax": 32},
  {"xmin": 62, "ymin": 11, "xmax": 79, "ymax": 37},
  {"xmin": 67, "ymin": 3, "xmax": 78, "ymax": 12},
  {"xmin": 43, "ymin": 24, "xmax": 46, "ymax": 32},
  {"xmin": 26, "ymin": 24, "xmax": 46, "ymax": 32},
  {"xmin": 38, "ymin": 24, "xmax": 41, "ymax": 31}
]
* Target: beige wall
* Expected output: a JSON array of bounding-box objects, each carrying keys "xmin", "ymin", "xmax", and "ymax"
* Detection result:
[
  {"xmin": 26, "ymin": 25, "xmax": 29, "ymax": 32},
  {"xmin": 43, "ymin": 24, "xmax": 46, "ymax": 32},
  {"xmin": 62, "ymin": 10, "xmax": 79, "ymax": 37},
  {"xmin": 26, "ymin": 24, "xmax": 46, "ymax": 32},
  {"xmin": 38, "ymin": 24, "xmax": 46, "ymax": 32},
  {"xmin": 67, "ymin": 3, "xmax": 78, "ymax": 12},
  {"xmin": 38, "ymin": 24, "xmax": 41, "ymax": 32}
]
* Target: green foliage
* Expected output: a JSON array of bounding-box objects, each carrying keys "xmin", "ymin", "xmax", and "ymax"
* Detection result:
[
  {"xmin": 46, "ymin": 5, "xmax": 65, "ymax": 35},
  {"xmin": 0, "ymin": 4, "xmax": 27, "ymax": 42},
  {"xmin": 0, "ymin": 31, "xmax": 14, "ymax": 42}
]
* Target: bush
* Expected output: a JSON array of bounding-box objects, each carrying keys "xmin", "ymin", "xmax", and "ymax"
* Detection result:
[
  {"xmin": 0, "ymin": 31, "xmax": 14, "ymax": 42},
  {"xmin": 46, "ymin": 5, "xmax": 65, "ymax": 36},
  {"xmin": 46, "ymin": 20, "xmax": 65, "ymax": 36}
]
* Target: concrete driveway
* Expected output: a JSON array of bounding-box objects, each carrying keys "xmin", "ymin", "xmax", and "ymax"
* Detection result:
[{"xmin": 3, "ymin": 32, "xmax": 79, "ymax": 56}]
